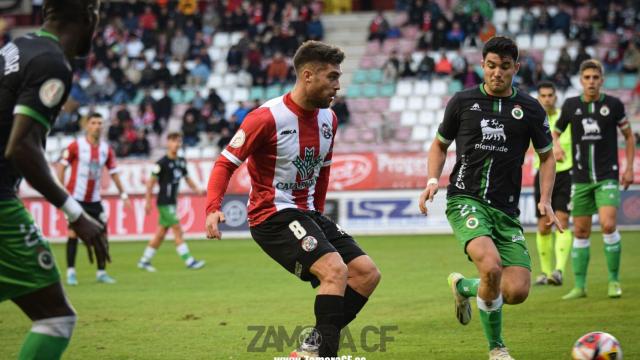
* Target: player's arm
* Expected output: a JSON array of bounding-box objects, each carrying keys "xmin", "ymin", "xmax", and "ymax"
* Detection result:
[
  {"xmin": 56, "ymin": 161, "xmax": 67, "ymax": 185},
  {"xmin": 105, "ymin": 146, "xmax": 130, "ymax": 206},
  {"xmin": 537, "ymin": 149, "xmax": 561, "ymax": 230},
  {"xmin": 185, "ymin": 176, "xmax": 204, "ymax": 195},
  {"xmin": 552, "ymin": 102, "xmax": 571, "ymax": 162},
  {"xmin": 313, "ymin": 113, "xmax": 338, "ymax": 213},
  {"xmin": 618, "ymin": 117, "xmax": 635, "ymax": 190},
  {"xmin": 206, "ymin": 108, "xmax": 273, "ymax": 239},
  {"xmin": 144, "ymin": 173, "xmax": 158, "ymax": 214},
  {"xmin": 419, "ymin": 94, "xmax": 459, "ymax": 214}
]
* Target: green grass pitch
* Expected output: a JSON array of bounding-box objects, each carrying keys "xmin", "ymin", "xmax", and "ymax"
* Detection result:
[{"xmin": 1, "ymin": 232, "xmax": 638, "ymax": 359}]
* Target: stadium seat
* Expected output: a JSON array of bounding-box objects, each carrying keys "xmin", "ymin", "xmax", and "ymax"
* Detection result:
[
  {"xmin": 379, "ymin": 83, "xmax": 396, "ymax": 97},
  {"xmin": 418, "ymin": 111, "xmax": 435, "ymax": 125},
  {"xmin": 493, "ymin": 8, "xmax": 508, "ymax": 25},
  {"xmin": 230, "ymin": 32, "xmax": 243, "ymax": 46},
  {"xmin": 425, "ymin": 95, "xmax": 441, "ymax": 110},
  {"xmin": 430, "ymin": 80, "xmax": 447, "ymax": 96},
  {"xmin": 45, "ymin": 137, "xmax": 60, "ymax": 154},
  {"xmin": 414, "ymin": 81, "xmax": 430, "ymax": 96},
  {"xmin": 549, "ymin": 33, "xmax": 567, "ymax": 49},
  {"xmin": 282, "ymin": 83, "xmax": 294, "ymax": 94},
  {"xmin": 515, "ymin": 34, "xmax": 531, "ymax": 50},
  {"xmin": 168, "ymin": 88, "xmax": 183, "ymax": 103},
  {"xmin": 507, "ymin": 21, "xmax": 521, "ymax": 35},
  {"xmin": 368, "ymin": 69, "xmax": 384, "ymax": 83},
  {"xmin": 396, "ymin": 80, "xmax": 414, "ymax": 97},
  {"xmin": 622, "ymin": 74, "xmax": 637, "ymax": 89},
  {"xmin": 603, "ymin": 76, "xmax": 621, "ymax": 90},
  {"xmin": 224, "ymin": 73, "xmax": 238, "ymax": 86},
  {"xmin": 214, "ymin": 61, "xmax": 228, "ymax": 74},
  {"xmin": 407, "ymin": 96, "xmax": 423, "ymax": 110},
  {"xmin": 400, "ymin": 111, "xmax": 418, "ymax": 126},
  {"xmin": 185, "ymin": 147, "xmax": 201, "ymax": 159},
  {"xmin": 362, "ymin": 84, "xmax": 379, "ymax": 98},
  {"xmin": 208, "ymin": 46, "xmax": 225, "ymax": 62},
  {"xmin": 411, "ymin": 125, "xmax": 429, "ymax": 141},
  {"xmin": 265, "ymin": 85, "xmax": 282, "ymax": 99},
  {"xmin": 394, "ymin": 127, "xmax": 412, "ymax": 142},
  {"xmin": 233, "ymin": 88, "xmax": 249, "ymax": 102},
  {"xmin": 249, "ymin": 86, "xmax": 264, "ymax": 100},
  {"xmin": 167, "ymin": 60, "xmax": 180, "ymax": 75},
  {"xmin": 389, "ymin": 97, "xmax": 407, "ymax": 112},
  {"xmin": 353, "ymin": 69, "xmax": 368, "ymax": 84},
  {"xmin": 532, "ymin": 34, "xmax": 548, "ymax": 50},
  {"xmin": 131, "ymin": 90, "xmax": 144, "ymax": 104},
  {"xmin": 509, "ymin": 7, "xmax": 525, "ymax": 23},
  {"xmin": 201, "ymin": 146, "xmax": 218, "ymax": 158},
  {"xmin": 448, "ymin": 80, "xmax": 463, "ymax": 94},
  {"xmin": 213, "ymin": 32, "xmax": 231, "ymax": 48},
  {"xmin": 543, "ymin": 48, "xmax": 560, "ymax": 64},
  {"xmin": 182, "ymin": 89, "xmax": 196, "ymax": 103},
  {"xmin": 207, "ymin": 74, "xmax": 223, "ymax": 89},
  {"xmin": 365, "ymin": 41, "xmax": 380, "ymax": 56},
  {"xmin": 346, "ymin": 85, "xmax": 362, "ymax": 98},
  {"xmin": 543, "ymin": 62, "xmax": 557, "ymax": 77}
]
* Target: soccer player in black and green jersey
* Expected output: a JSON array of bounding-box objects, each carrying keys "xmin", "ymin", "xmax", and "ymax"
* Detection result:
[
  {"xmin": 419, "ymin": 36, "xmax": 562, "ymax": 360},
  {"xmin": 0, "ymin": 1, "xmax": 107, "ymax": 358},
  {"xmin": 138, "ymin": 132, "xmax": 205, "ymax": 271},
  {"xmin": 554, "ymin": 59, "xmax": 636, "ymax": 300}
]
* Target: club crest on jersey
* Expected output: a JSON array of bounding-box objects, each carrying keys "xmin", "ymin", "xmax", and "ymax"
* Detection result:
[
  {"xmin": 321, "ymin": 123, "xmax": 332, "ymax": 139},
  {"xmin": 293, "ymin": 147, "xmax": 323, "ymax": 180},
  {"xmin": 301, "ymin": 235, "xmax": 318, "ymax": 252},
  {"xmin": 511, "ymin": 105, "xmax": 524, "ymax": 119},
  {"xmin": 229, "ymin": 129, "xmax": 246, "ymax": 148},
  {"xmin": 600, "ymin": 105, "xmax": 610, "ymax": 116},
  {"xmin": 39, "ymin": 78, "xmax": 65, "ymax": 108}
]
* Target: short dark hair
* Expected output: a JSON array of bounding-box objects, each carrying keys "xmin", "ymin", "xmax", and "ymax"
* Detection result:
[
  {"xmin": 536, "ymin": 80, "xmax": 556, "ymax": 93},
  {"xmin": 482, "ymin": 36, "xmax": 519, "ymax": 62},
  {"xmin": 167, "ymin": 132, "xmax": 182, "ymax": 141},
  {"xmin": 293, "ymin": 41, "xmax": 345, "ymax": 73},
  {"xmin": 88, "ymin": 112, "xmax": 103, "ymax": 119},
  {"xmin": 579, "ymin": 59, "xmax": 603, "ymax": 75},
  {"xmin": 44, "ymin": 0, "xmax": 96, "ymax": 22}
]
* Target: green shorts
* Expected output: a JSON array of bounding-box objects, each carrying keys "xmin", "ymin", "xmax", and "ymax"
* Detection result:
[
  {"xmin": 570, "ymin": 180, "xmax": 621, "ymax": 217},
  {"xmin": 446, "ymin": 195, "xmax": 531, "ymax": 270},
  {"xmin": 158, "ymin": 204, "xmax": 180, "ymax": 227},
  {"xmin": 0, "ymin": 199, "xmax": 59, "ymax": 302}
]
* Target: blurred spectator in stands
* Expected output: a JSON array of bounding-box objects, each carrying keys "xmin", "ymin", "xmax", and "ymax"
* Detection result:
[
  {"xmin": 552, "ymin": 3, "xmax": 571, "ymax": 36},
  {"xmin": 227, "ymin": 44, "xmax": 244, "ymax": 73},
  {"xmin": 100, "ymin": 76, "xmax": 118, "ymax": 102},
  {"xmin": 139, "ymin": 5, "xmax": 157, "ymax": 31},
  {"xmin": 140, "ymin": 60, "xmax": 157, "ymax": 88},
  {"xmin": 231, "ymin": 6, "xmax": 249, "ymax": 32},
  {"xmin": 108, "ymin": 116, "xmax": 124, "ymax": 143},
  {"xmin": 368, "ymin": 11, "xmax": 389, "ymax": 44},
  {"xmin": 408, "ymin": 0, "xmax": 425, "ymax": 26},
  {"xmin": 207, "ymin": 89, "xmax": 225, "ymax": 113},
  {"xmin": 531, "ymin": 63, "xmax": 549, "ymax": 89},
  {"xmin": 551, "ymin": 67, "xmax": 571, "ymax": 91},
  {"xmin": 123, "ymin": 10, "xmax": 139, "ymax": 34},
  {"xmin": 603, "ymin": 47, "xmax": 623, "ymax": 73},
  {"xmin": 206, "ymin": 112, "xmax": 233, "ymax": 140},
  {"xmin": 556, "ymin": 47, "xmax": 573, "ymax": 75},
  {"xmin": 217, "ymin": 127, "xmax": 233, "ymax": 149},
  {"xmin": 236, "ymin": 61, "xmax": 254, "ymax": 87},
  {"xmin": 233, "ymin": 102, "xmax": 251, "ymax": 126},
  {"xmin": 173, "ymin": 61, "xmax": 189, "ymax": 87},
  {"xmin": 435, "ymin": 53, "xmax": 453, "ymax": 76},
  {"xmin": 129, "ymin": 129, "xmax": 151, "ymax": 157},
  {"xmin": 154, "ymin": 87, "xmax": 173, "ymax": 135},
  {"xmin": 124, "ymin": 59, "xmax": 142, "ymax": 86},
  {"xmin": 622, "ymin": 41, "xmax": 640, "ymax": 73},
  {"xmin": 137, "ymin": 103, "xmax": 156, "ymax": 132},
  {"xmin": 574, "ymin": 21, "xmax": 596, "ymax": 47},
  {"xmin": 188, "ymin": 57, "xmax": 211, "ymax": 87},
  {"xmin": 536, "ymin": 8, "xmax": 552, "ymax": 32},
  {"xmin": 266, "ymin": 52, "xmax": 289, "ymax": 85},
  {"xmin": 573, "ymin": 46, "xmax": 591, "ymax": 74},
  {"xmin": 399, "ymin": 54, "xmax": 416, "ymax": 78},
  {"xmin": 155, "ymin": 61, "xmax": 173, "ymax": 88},
  {"xmin": 126, "ymin": 33, "xmax": 145, "ymax": 59},
  {"xmin": 603, "ymin": 3, "xmax": 623, "ymax": 32},
  {"xmin": 114, "ymin": 134, "xmax": 131, "ymax": 157},
  {"xmin": 416, "ymin": 52, "xmax": 435, "ymax": 81},
  {"xmin": 182, "ymin": 112, "xmax": 200, "ymax": 147},
  {"xmin": 382, "ymin": 50, "xmax": 400, "ymax": 82},
  {"xmin": 446, "ymin": 21, "xmax": 465, "ymax": 49},
  {"xmin": 202, "ymin": 4, "xmax": 220, "ymax": 35},
  {"xmin": 478, "ymin": 21, "xmax": 496, "ymax": 44},
  {"xmin": 52, "ymin": 102, "xmax": 81, "ymax": 135},
  {"xmin": 189, "ymin": 32, "xmax": 206, "ymax": 60},
  {"xmin": 91, "ymin": 61, "xmax": 110, "ymax": 86},
  {"xmin": 520, "ymin": 6, "xmax": 536, "ymax": 35},
  {"xmin": 171, "ymin": 29, "xmax": 190, "ymax": 61},
  {"xmin": 123, "ymin": 118, "xmax": 138, "ymax": 144},
  {"xmin": 178, "ymin": 0, "xmax": 198, "ymax": 19},
  {"xmin": 451, "ymin": 50, "xmax": 467, "ymax": 78},
  {"xmin": 307, "ymin": 14, "xmax": 324, "ymax": 40},
  {"xmin": 331, "ymin": 96, "xmax": 350, "ymax": 125},
  {"xmin": 183, "ymin": 18, "xmax": 198, "ymax": 42},
  {"xmin": 191, "ymin": 91, "xmax": 206, "ymax": 111},
  {"xmin": 417, "ymin": 31, "xmax": 432, "ymax": 51},
  {"xmin": 455, "ymin": 63, "xmax": 482, "ymax": 88},
  {"xmin": 431, "ymin": 19, "xmax": 447, "ymax": 51},
  {"xmin": 32, "ymin": 0, "xmax": 43, "ymax": 25},
  {"xmin": 464, "ymin": 10, "xmax": 483, "ymax": 47}
]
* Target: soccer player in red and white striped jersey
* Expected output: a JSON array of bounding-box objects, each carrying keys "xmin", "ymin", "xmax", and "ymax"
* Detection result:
[
  {"xmin": 205, "ymin": 41, "xmax": 381, "ymax": 358},
  {"xmin": 57, "ymin": 113, "xmax": 130, "ymax": 285}
]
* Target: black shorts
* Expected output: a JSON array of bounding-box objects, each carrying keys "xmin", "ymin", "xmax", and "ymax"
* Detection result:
[
  {"xmin": 250, "ymin": 209, "xmax": 367, "ymax": 288},
  {"xmin": 534, "ymin": 169, "xmax": 571, "ymax": 218},
  {"xmin": 78, "ymin": 201, "xmax": 107, "ymax": 225}
]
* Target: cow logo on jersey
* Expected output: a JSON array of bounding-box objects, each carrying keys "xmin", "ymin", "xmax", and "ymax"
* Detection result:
[
  {"xmin": 581, "ymin": 117, "xmax": 601, "ymax": 140},
  {"xmin": 470, "ymin": 103, "xmax": 481, "ymax": 111},
  {"xmin": 293, "ymin": 147, "xmax": 323, "ymax": 180},
  {"xmin": 600, "ymin": 105, "xmax": 610, "ymax": 116},
  {"xmin": 575, "ymin": 108, "xmax": 582, "ymax": 115},
  {"xmin": 475, "ymin": 119, "xmax": 508, "ymax": 152},
  {"xmin": 321, "ymin": 123, "xmax": 333, "ymax": 139},
  {"xmin": 229, "ymin": 129, "xmax": 246, "ymax": 148},
  {"xmin": 511, "ymin": 105, "xmax": 524, "ymax": 119},
  {"xmin": 39, "ymin": 78, "xmax": 65, "ymax": 108},
  {"xmin": 301, "ymin": 235, "xmax": 318, "ymax": 252}
]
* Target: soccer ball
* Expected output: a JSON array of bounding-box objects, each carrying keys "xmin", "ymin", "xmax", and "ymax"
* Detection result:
[{"xmin": 572, "ymin": 332, "xmax": 622, "ymax": 359}]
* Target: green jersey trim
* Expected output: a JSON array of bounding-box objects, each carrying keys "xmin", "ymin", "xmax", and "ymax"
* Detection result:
[
  {"xmin": 588, "ymin": 144, "xmax": 596, "ymax": 183},
  {"xmin": 436, "ymin": 132, "xmax": 453, "ymax": 145},
  {"xmin": 14, "ymin": 105, "xmax": 50, "ymax": 130},
  {"xmin": 35, "ymin": 29, "xmax": 60, "ymax": 42},
  {"xmin": 478, "ymin": 157, "xmax": 493, "ymax": 199},
  {"xmin": 536, "ymin": 143, "xmax": 553, "ymax": 154}
]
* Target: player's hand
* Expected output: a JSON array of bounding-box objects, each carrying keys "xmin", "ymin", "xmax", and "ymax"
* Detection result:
[
  {"xmin": 538, "ymin": 201, "xmax": 564, "ymax": 233},
  {"xmin": 621, "ymin": 170, "xmax": 634, "ymax": 190},
  {"xmin": 206, "ymin": 211, "xmax": 225, "ymax": 240},
  {"xmin": 123, "ymin": 198, "xmax": 132, "ymax": 210},
  {"xmin": 553, "ymin": 145, "xmax": 565, "ymax": 163},
  {"xmin": 145, "ymin": 201, "xmax": 152, "ymax": 214},
  {"xmin": 69, "ymin": 213, "xmax": 110, "ymax": 263},
  {"xmin": 419, "ymin": 183, "xmax": 439, "ymax": 215},
  {"xmin": 198, "ymin": 188, "xmax": 206, "ymax": 196}
]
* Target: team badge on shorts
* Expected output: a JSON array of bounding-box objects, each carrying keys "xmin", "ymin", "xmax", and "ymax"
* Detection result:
[
  {"xmin": 38, "ymin": 249, "xmax": 54, "ymax": 270},
  {"xmin": 301, "ymin": 235, "xmax": 318, "ymax": 252},
  {"xmin": 321, "ymin": 123, "xmax": 332, "ymax": 139},
  {"xmin": 600, "ymin": 105, "xmax": 610, "ymax": 116},
  {"xmin": 511, "ymin": 105, "xmax": 524, "ymax": 120},
  {"xmin": 465, "ymin": 216, "xmax": 479, "ymax": 229}
]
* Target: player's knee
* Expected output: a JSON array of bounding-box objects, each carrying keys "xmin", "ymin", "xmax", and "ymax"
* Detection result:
[
  {"xmin": 315, "ymin": 256, "xmax": 348, "ymax": 286},
  {"xmin": 601, "ymin": 222, "xmax": 616, "ymax": 235},
  {"xmin": 503, "ymin": 287, "xmax": 529, "ymax": 304},
  {"xmin": 574, "ymin": 227, "xmax": 591, "ymax": 239},
  {"xmin": 480, "ymin": 263, "xmax": 502, "ymax": 286},
  {"xmin": 31, "ymin": 314, "xmax": 78, "ymax": 339},
  {"xmin": 362, "ymin": 265, "xmax": 381, "ymax": 291}
]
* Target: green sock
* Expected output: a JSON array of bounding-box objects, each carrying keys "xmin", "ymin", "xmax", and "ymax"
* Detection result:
[
  {"xmin": 555, "ymin": 230, "xmax": 573, "ymax": 274},
  {"xmin": 477, "ymin": 296, "xmax": 504, "ymax": 350},
  {"xmin": 19, "ymin": 332, "xmax": 69, "ymax": 360},
  {"xmin": 456, "ymin": 278, "xmax": 479, "ymax": 297},
  {"xmin": 571, "ymin": 243, "xmax": 590, "ymax": 289},
  {"xmin": 603, "ymin": 232, "xmax": 621, "ymax": 282},
  {"xmin": 536, "ymin": 232, "xmax": 553, "ymax": 275}
]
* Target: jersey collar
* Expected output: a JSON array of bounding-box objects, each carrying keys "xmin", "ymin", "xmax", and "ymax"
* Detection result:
[
  {"xmin": 579, "ymin": 93, "xmax": 605, "ymax": 103},
  {"xmin": 35, "ymin": 28, "xmax": 60, "ymax": 43},
  {"xmin": 284, "ymin": 93, "xmax": 319, "ymax": 118},
  {"xmin": 479, "ymin": 83, "xmax": 518, "ymax": 98}
]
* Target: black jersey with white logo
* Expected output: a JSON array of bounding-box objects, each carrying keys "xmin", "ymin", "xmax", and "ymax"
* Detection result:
[
  {"xmin": 152, "ymin": 155, "xmax": 189, "ymax": 205},
  {"xmin": 0, "ymin": 30, "xmax": 72, "ymax": 199},
  {"xmin": 437, "ymin": 84, "xmax": 552, "ymax": 216},
  {"xmin": 555, "ymin": 94, "xmax": 627, "ymax": 183}
]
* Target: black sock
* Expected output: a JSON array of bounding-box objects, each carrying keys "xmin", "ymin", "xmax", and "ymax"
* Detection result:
[
  {"xmin": 342, "ymin": 286, "xmax": 369, "ymax": 329},
  {"xmin": 66, "ymin": 237, "xmax": 78, "ymax": 268},
  {"xmin": 97, "ymin": 232, "xmax": 108, "ymax": 271},
  {"xmin": 315, "ymin": 294, "xmax": 344, "ymax": 357}
]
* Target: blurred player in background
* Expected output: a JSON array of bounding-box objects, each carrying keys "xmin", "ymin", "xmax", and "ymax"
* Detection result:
[
  {"xmin": 57, "ymin": 113, "xmax": 130, "ymax": 285},
  {"xmin": 419, "ymin": 36, "xmax": 561, "ymax": 360},
  {"xmin": 138, "ymin": 132, "xmax": 205, "ymax": 271},
  {"xmin": 205, "ymin": 41, "xmax": 381, "ymax": 358},
  {"xmin": 532, "ymin": 81, "xmax": 573, "ymax": 286},
  {"xmin": 554, "ymin": 59, "xmax": 636, "ymax": 300},
  {"xmin": 0, "ymin": 0, "xmax": 106, "ymax": 358}
]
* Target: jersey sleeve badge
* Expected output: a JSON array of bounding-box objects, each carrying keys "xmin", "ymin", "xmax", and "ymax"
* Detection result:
[
  {"xmin": 39, "ymin": 78, "xmax": 66, "ymax": 108},
  {"xmin": 229, "ymin": 129, "xmax": 246, "ymax": 148}
]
